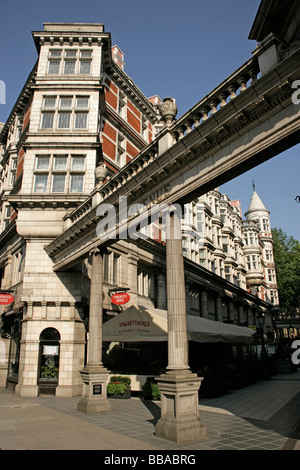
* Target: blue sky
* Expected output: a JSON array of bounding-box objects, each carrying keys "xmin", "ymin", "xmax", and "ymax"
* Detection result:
[{"xmin": 0, "ymin": 0, "xmax": 299, "ymax": 239}]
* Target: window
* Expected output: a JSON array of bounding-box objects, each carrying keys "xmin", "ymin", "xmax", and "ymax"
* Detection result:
[
  {"xmin": 41, "ymin": 95, "xmax": 89, "ymax": 131},
  {"xmin": 262, "ymin": 219, "xmax": 269, "ymax": 231},
  {"xmin": 48, "ymin": 60, "xmax": 60, "ymax": 74},
  {"xmin": 58, "ymin": 97, "xmax": 72, "ymax": 129},
  {"xmin": 3, "ymin": 205, "xmax": 12, "ymax": 231},
  {"xmin": 268, "ymin": 269, "xmax": 276, "ymax": 283},
  {"xmin": 34, "ymin": 174, "xmax": 48, "ymax": 193},
  {"xmin": 48, "ymin": 49, "xmax": 92, "ymax": 76},
  {"xmin": 36, "ymin": 156, "xmax": 50, "ymax": 170},
  {"xmin": 33, "ymin": 154, "xmax": 85, "ymax": 193},
  {"xmin": 52, "ymin": 174, "xmax": 66, "ymax": 192},
  {"xmin": 41, "ymin": 97, "xmax": 56, "ymax": 129},
  {"xmin": 41, "ymin": 113, "xmax": 54, "ymax": 129},
  {"xmin": 58, "ymin": 113, "xmax": 71, "ymax": 129},
  {"xmin": 48, "ymin": 50, "xmax": 61, "ymax": 74},
  {"xmin": 75, "ymin": 113, "xmax": 87, "ymax": 129},
  {"xmin": 79, "ymin": 50, "xmax": 92, "ymax": 74},
  {"xmin": 60, "ymin": 97, "xmax": 72, "ymax": 109},
  {"xmin": 265, "ymin": 249, "xmax": 273, "ymax": 262},
  {"xmin": 64, "ymin": 50, "xmax": 76, "ymax": 74},
  {"xmin": 222, "ymin": 236, "xmax": 228, "ymax": 253},
  {"xmin": 71, "ymin": 156, "xmax": 85, "ymax": 170},
  {"xmin": 70, "ymin": 174, "xmax": 83, "ymax": 193},
  {"xmin": 103, "ymin": 252, "xmax": 120, "ymax": 284},
  {"xmin": 54, "ymin": 156, "xmax": 67, "ymax": 170},
  {"xmin": 75, "ymin": 97, "xmax": 89, "ymax": 129}
]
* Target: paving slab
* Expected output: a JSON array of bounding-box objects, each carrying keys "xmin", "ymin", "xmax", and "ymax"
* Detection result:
[{"xmin": 0, "ymin": 371, "xmax": 299, "ymax": 452}]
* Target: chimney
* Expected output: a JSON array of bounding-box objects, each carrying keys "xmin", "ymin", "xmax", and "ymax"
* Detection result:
[{"xmin": 112, "ymin": 45, "xmax": 125, "ymax": 70}]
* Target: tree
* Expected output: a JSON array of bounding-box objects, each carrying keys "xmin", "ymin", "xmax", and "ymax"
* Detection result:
[{"xmin": 272, "ymin": 228, "xmax": 300, "ymax": 316}]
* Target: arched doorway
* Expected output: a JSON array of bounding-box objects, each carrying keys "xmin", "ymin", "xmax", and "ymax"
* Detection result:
[{"xmin": 38, "ymin": 327, "xmax": 60, "ymax": 395}]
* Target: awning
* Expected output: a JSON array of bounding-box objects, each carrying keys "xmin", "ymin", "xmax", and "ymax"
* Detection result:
[{"xmin": 102, "ymin": 304, "xmax": 256, "ymax": 344}]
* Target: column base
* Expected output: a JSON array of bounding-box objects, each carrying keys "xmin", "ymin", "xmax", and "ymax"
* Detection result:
[
  {"xmin": 155, "ymin": 371, "xmax": 206, "ymax": 443},
  {"xmin": 77, "ymin": 365, "xmax": 111, "ymax": 414},
  {"xmin": 15, "ymin": 384, "xmax": 39, "ymax": 398}
]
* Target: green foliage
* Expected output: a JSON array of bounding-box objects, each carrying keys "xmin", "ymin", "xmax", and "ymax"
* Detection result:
[
  {"xmin": 107, "ymin": 376, "xmax": 131, "ymax": 396},
  {"xmin": 40, "ymin": 360, "xmax": 58, "ymax": 378},
  {"xmin": 272, "ymin": 228, "xmax": 300, "ymax": 315},
  {"xmin": 142, "ymin": 378, "xmax": 161, "ymax": 400},
  {"xmin": 107, "ymin": 382, "xmax": 128, "ymax": 395}
]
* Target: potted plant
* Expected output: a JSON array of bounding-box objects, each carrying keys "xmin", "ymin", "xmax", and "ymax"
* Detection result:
[
  {"xmin": 142, "ymin": 377, "xmax": 161, "ymax": 401},
  {"xmin": 40, "ymin": 358, "xmax": 59, "ymax": 379},
  {"xmin": 107, "ymin": 376, "xmax": 131, "ymax": 399}
]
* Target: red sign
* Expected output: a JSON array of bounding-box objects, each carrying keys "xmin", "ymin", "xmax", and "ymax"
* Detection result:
[
  {"xmin": 111, "ymin": 293, "xmax": 130, "ymax": 305},
  {"xmin": 0, "ymin": 293, "xmax": 14, "ymax": 305}
]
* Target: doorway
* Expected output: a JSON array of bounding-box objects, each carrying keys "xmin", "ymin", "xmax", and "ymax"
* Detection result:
[{"xmin": 38, "ymin": 327, "xmax": 60, "ymax": 395}]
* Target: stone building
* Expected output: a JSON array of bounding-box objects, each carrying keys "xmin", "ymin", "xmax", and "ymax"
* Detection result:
[{"xmin": 0, "ymin": 22, "xmax": 278, "ymax": 396}]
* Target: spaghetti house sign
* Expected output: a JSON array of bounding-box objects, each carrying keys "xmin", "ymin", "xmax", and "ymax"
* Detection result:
[
  {"xmin": 0, "ymin": 293, "xmax": 14, "ymax": 305},
  {"xmin": 102, "ymin": 305, "xmax": 168, "ymax": 342},
  {"xmin": 118, "ymin": 319, "xmax": 151, "ymax": 336}
]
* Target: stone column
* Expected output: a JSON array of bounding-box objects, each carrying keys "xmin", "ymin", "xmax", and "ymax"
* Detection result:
[
  {"xmin": 239, "ymin": 305, "xmax": 245, "ymax": 324},
  {"xmin": 155, "ymin": 209, "xmax": 206, "ymax": 443},
  {"xmin": 201, "ymin": 289, "xmax": 208, "ymax": 319},
  {"xmin": 216, "ymin": 295, "xmax": 223, "ymax": 322},
  {"xmin": 228, "ymin": 300, "xmax": 235, "ymax": 323},
  {"xmin": 77, "ymin": 248, "xmax": 111, "ymax": 414}
]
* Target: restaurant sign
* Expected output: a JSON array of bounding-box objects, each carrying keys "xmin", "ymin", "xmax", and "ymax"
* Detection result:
[
  {"xmin": 0, "ymin": 293, "xmax": 14, "ymax": 305},
  {"xmin": 111, "ymin": 292, "xmax": 130, "ymax": 305}
]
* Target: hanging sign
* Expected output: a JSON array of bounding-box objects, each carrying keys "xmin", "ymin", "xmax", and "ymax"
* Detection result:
[
  {"xmin": 0, "ymin": 293, "xmax": 14, "ymax": 305},
  {"xmin": 111, "ymin": 292, "xmax": 130, "ymax": 305}
]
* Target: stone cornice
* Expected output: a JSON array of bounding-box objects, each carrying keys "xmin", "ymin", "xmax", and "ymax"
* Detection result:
[
  {"xmin": 0, "ymin": 63, "xmax": 37, "ymax": 144},
  {"xmin": 105, "ymin": 61, "xmax": 158, "ymax": 122},
  {"xmin": 6, "ymin": 194, "xmax": 88, "ymax": 210},
  {"xmin": 22, "ymin": 135, "xmax": 99, "ymax": 150}
]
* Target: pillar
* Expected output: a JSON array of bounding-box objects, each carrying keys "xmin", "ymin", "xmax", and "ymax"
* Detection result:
[
  {"xmin": 216, "ymin": 295, "xmax": 223, "ymax": 322},
  {"xmin": 77, "ymin": 248, "xmax": 111, "ymax": 414},
  {"xmin": 229, "ymin": 300, "xmax": 235, "ymax": 323},
  {"xmin": 239, "ymin": 305, "xmax": 245, "ymax": 325},
  {"xmin": 201, "ymin": 289, "xmax": 208, "ymax": 319},
  {"xmin": 155, "ymin": 209, "xmax": 206, "ymax": 443}
]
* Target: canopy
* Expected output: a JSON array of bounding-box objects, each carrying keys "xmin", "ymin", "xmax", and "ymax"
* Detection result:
[{"xmin": 102, "ymin": 304, "xmax": 255, "ymax": 344}]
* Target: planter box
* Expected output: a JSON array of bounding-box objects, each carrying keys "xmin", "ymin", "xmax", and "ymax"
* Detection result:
[{"xmin": 108, "ymin": 386, "xmax": 131, "ymax": 399}]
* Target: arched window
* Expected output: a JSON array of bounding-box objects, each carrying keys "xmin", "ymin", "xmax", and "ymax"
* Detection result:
[{"xmin": 39, "ymin": 327, "xmax": 60, "ymax": 341}]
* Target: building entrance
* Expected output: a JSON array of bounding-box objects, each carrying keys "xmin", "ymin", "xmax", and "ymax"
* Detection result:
[{"xmin": 38, "ymin": 328, "xmax": 60, "ymax": 395}]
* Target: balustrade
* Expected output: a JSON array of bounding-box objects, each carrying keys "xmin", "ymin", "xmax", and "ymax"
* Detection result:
[{"xmin": 170, "ymin": 57, "xmax": 260, "ymax": 143}]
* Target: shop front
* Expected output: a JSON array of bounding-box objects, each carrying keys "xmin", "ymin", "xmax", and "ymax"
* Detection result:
[{"xmin": 0, "ymin": 308, "xmax": 23, "ymax": 390}]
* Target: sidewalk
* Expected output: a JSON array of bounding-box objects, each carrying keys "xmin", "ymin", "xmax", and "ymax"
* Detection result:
[{"xmin": 0, "ymin": 371, "xmax": 299, "ymax": 451}]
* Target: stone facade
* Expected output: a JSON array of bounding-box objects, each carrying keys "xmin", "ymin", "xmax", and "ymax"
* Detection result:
[{"xmin": 0, "ymin": 20, "xmax": 280, "ymax": 399}]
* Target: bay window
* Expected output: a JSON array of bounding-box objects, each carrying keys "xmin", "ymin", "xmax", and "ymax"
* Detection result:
[
  {"xmin": 33, "ymin": 154, "xmax": 85, "ymax": 194},
  {"xmin": 41, "ymin": 95, "xmax": 89, "ymax": 130}
]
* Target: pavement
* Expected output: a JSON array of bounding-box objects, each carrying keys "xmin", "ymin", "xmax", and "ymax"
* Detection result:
[{"xmin": 0, "ymin": 370, "xmax": 300, "ymax": 454}]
